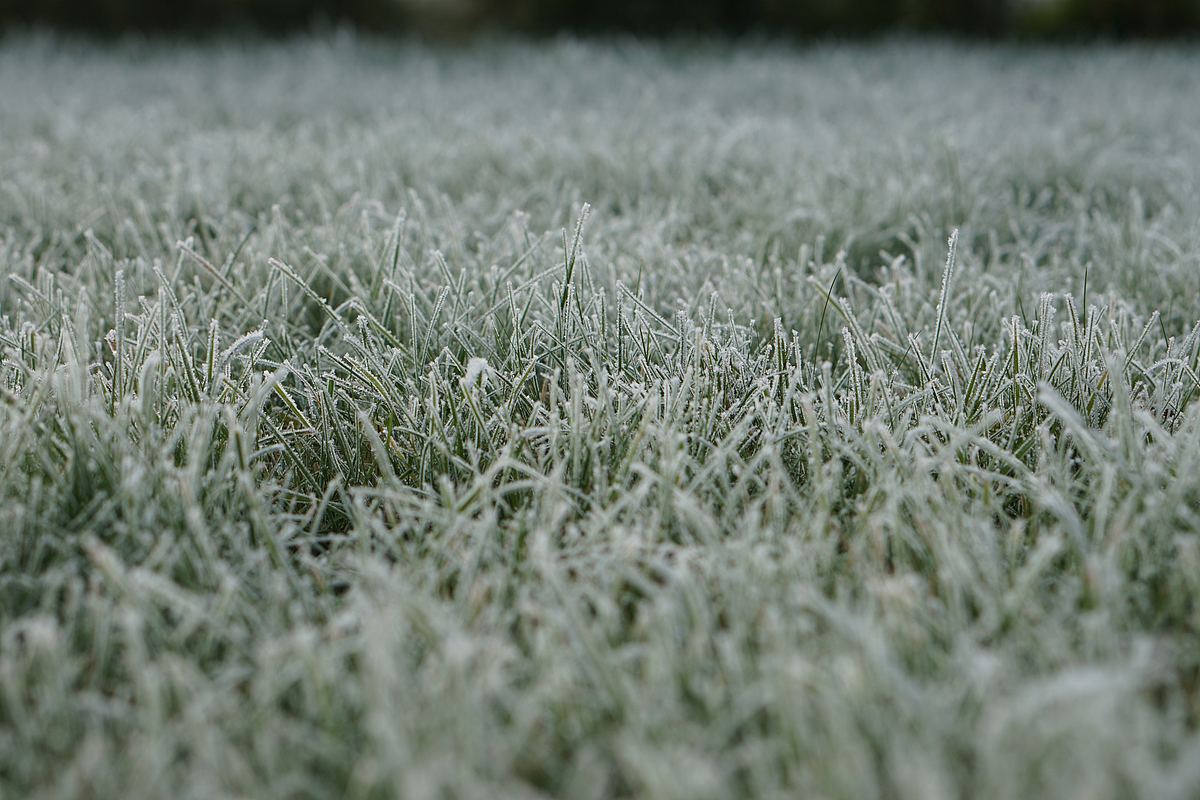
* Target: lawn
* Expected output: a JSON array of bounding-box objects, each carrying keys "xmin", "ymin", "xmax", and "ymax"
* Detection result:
[{"xmin": 2, "ymin": 36, "xmax": 1200, "ymax": 799}]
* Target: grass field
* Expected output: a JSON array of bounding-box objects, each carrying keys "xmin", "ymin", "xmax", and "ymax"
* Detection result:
[{"xmin": 3, "ymin": 35, "xmax": 1200, "ymax": 799}]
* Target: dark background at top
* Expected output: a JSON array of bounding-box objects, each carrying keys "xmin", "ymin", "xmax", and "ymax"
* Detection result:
[{"xmin": 1, "ymin": 0, "xmax": 1198, "ymax": 38}]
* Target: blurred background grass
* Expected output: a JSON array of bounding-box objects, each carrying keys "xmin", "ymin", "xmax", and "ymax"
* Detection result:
[{"xmin": 0, "ymin": 0, "xmax": 1197, "ymax": 38}]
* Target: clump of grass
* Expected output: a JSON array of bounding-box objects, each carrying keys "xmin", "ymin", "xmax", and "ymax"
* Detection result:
[{"xmin": 3, "ymin": 35, "xmax": 1200, "ymax": 800}]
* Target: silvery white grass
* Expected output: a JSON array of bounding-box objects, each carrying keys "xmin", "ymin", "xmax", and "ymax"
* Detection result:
[{"xmin": 2, "ymin": 34, "xmax": 1200, "ymax": 799}]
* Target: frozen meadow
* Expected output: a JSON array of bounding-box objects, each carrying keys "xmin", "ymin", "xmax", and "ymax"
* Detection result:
[{"xmin": 3, "ymin": 36, "xmax": 1200, "ymax": 798}]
